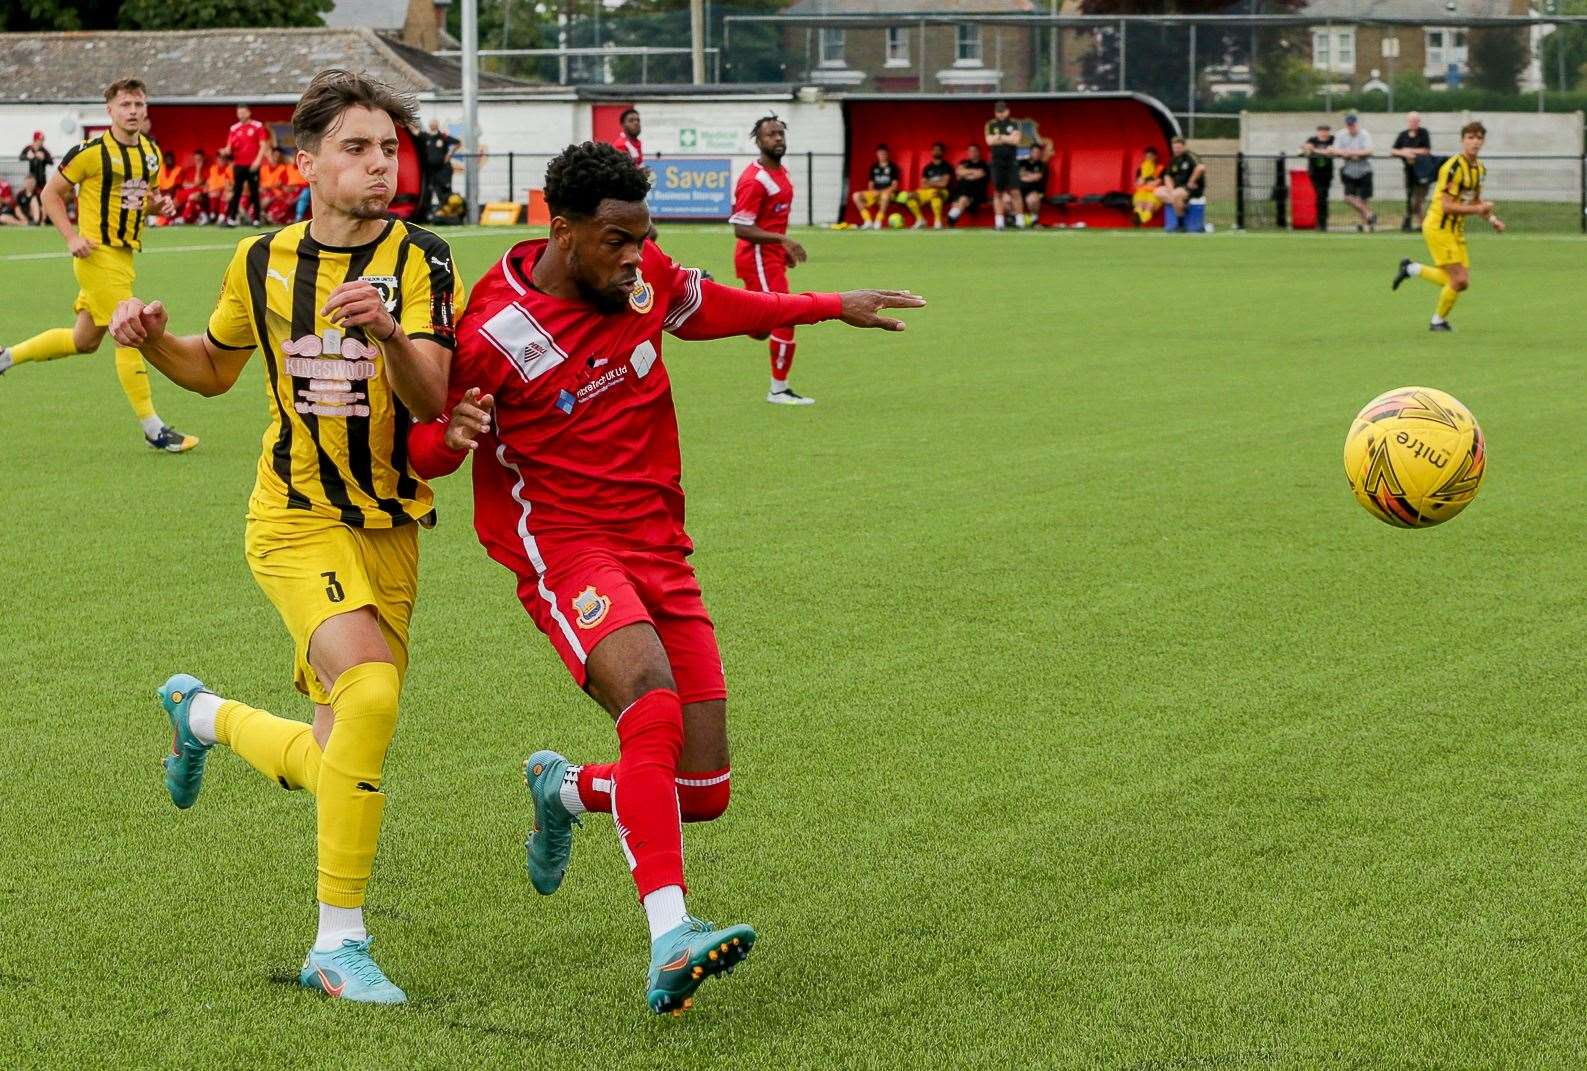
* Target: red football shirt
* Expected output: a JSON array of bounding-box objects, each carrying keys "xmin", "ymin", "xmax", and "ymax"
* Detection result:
[
  {"xmin": 407, "ymin": 239, "xmax": 842, "ymax": 576},
  {"xmin": 227, "ymin": 119, "xmax": 270, "ymax": 168},
  {"xmin": 731, "ymin": 160, "xmax": 794, "ymax": 276},
  {"xmin": 613, "ymin": 132, "xmax": 643, "ymax": 166}
]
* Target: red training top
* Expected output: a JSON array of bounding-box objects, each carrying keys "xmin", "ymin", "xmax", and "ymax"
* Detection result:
[
  {"xmin": 612, "ymin": 131, "xmax": 643, "ymax": 166},
  {"xmin": 226, "ymin": 119, "xmax": 271, "ymax": 168},
  {"xmin": 407, "ymin": 239, "xmax": 843, "ymax": 572}
]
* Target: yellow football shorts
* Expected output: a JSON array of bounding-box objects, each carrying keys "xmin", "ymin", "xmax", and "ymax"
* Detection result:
[
  {"xmin": 1422, "ymin": 226, "xmax": 1469, "ymax": 269},
  {"xmin": 72, "ymin": 245, "xmax": 136, "ymax": 326},
  {"xmin": 245, "ymin": 507, "xmax": 419, "ymax": 704}
]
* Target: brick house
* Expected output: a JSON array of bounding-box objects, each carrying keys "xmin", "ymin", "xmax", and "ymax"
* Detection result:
[
  {"xmin": 784, "ymin": 0, "xmax": 1043, "ymax": 94},
  {"xmin": 1300, "ymin": 0, "xmax": 1541, "ymax": 92}
]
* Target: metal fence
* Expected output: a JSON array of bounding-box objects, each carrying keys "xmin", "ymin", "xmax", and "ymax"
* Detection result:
[{"xmin": 1226, "ymin": 152, "xmax": 1585, "ymax": 233}]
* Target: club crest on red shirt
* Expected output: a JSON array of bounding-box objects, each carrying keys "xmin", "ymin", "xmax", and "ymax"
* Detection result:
[
  {"xmin": 572, "ymin": 586, "xmax": 611, "ymax": 629},
  {"xmin": 628, "ymin": 270, "xmax": 654, "ymax": 315}
]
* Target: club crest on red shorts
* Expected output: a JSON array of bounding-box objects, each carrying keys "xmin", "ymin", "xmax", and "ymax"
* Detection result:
[{"xmin": 572, "ymin": 586, "xmax": 611, "ymax": 629}]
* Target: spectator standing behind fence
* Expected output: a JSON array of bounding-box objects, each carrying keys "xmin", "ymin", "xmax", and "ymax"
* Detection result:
[
  {"xmin": 1391, "ymin": 111, "xmax": 1435, "ymax": 231},
  {"xmin": 612, "ymin": 107, "xmax": 643, "ymax": 165},
  {"xmin": 19, "ymin": 131, "xmax": 51, "ymax": 188},
  {"xmin": 1333, "ymin": 113, "xmax": 1377, "ymax": 233},
  {"xmin": 224, "ymin": 104, "xmax": 272, "ymax": 227},
  {"xmin": 1301, "ymin": 123, "xmax": 1335, "ymax": 232}
]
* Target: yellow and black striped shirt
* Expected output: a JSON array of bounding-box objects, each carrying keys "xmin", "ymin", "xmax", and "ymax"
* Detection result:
[
  {"xmin": 58, "ymin": 130, "xmax": 162, "ymax": 251},
  {"xmin": 1424, "ymin": 154, "xmax": 1485, "ymax": 235},
  {"xmin": 206, "ymin": 219, "xmax": 466, "ymax": 528}
]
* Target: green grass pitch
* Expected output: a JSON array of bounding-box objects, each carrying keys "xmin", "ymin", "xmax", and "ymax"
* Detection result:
[{"xmin": 1, "ymin": 222, "xmax": 1584, "ymax": 1068}]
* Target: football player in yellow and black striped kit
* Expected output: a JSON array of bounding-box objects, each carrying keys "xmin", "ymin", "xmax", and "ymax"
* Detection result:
[
  {"xmin": 109, "ymin": 70, "xmax": 463, "ymax": 1004},
  {"xmin": 1392, "ymin": 120, "xmax": 1505, "ymax": 332},
  {"xmin": 0, "ymin": 78, "xmax": 197, "ymax": 451}
]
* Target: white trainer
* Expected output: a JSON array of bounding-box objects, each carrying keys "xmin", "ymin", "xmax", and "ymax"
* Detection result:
[
  {"xmin": 766, "ymin": 388, "xmax": 815, "ymax": 406},
  {"xmin": 0, "ymin": 347, "xmax": 12, "ymax": 376}
]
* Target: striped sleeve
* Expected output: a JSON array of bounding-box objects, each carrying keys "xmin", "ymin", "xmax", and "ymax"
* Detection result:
[
  {"xmin": 206, "ymin": 238, "xmax": 258, "ymax": 351},
  {"xmin": 400, "ymin": 225, "xmax": 465, "ymax": 347},
  {"xmin": 728, "ymin": 169, "xmax": 763, "ymax": 226},
  {"xmin": 58, "ymin": 140, "xmax": 95, "ymax": 184}
]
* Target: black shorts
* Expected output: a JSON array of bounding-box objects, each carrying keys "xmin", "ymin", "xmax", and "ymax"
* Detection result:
[
  {"xmin": 955, "ymin": 185, "xmax": 988, "ymax": 209},
  {"xmin": 1342, "ymin": 173, "xmax": 1374, "ymax": 199},
  {"xmin": 989, "ymin": 156, "xmax": 1017, "ymax": 191},
  {"xmin": 1018, "ymin": 182, "xmax": 1045, "ymax": 199}
]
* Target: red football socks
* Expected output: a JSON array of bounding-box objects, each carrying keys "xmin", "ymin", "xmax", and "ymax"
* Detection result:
[
  {"xmin": 612, "ymin": 688, "xmax": 686, "ymax": 898},
  {"xmin": 769, "ymin": 331, "xmax": 796, "ymax": 383},
  {"xmin": 677, "ymin": 767, "xmax": 730, "ymax": 822}
]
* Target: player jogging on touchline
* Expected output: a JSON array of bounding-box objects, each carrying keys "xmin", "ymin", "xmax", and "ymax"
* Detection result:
[
  {"xmin": 0, "ymin": 77, "xmax": 195, "ymax": 452},
  {"xmin": 109, "ymin": 69, "xmax": 463, "ymax": 1005},
  {"xmin": 404, "ymin": 141, "xmax": 924, "ymax": 1015},
  {"xmin": 1392, "ymin": 120, "xmax": 1504, "ymax": 332}
]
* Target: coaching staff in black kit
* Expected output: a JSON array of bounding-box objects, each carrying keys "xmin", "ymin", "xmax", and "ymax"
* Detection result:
[{"xmin": 986, "ymin": 100, "xmax": 1020, "ymax": 231}]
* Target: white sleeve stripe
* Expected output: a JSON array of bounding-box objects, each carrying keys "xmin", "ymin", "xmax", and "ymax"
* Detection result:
[
  {"xmin": 728, "ymin": 211, "xmax": 756, "ymax": 224},
  {"xmin": 663, "ymin": 268, "xmax": 703, "ymax": 329}
]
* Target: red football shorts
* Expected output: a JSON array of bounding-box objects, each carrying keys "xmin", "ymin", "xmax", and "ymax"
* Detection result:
[
  {"xmin": 516, "ymin": 548, "xmax": 727, "ymax": 704},
  {"xmin": 735, "ymin": 243, "xmax": 789, "ymax": 294}
]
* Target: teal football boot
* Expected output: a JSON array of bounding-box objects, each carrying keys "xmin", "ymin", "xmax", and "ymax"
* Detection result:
[
  {"xmin": 158, "ymin": 673, "xmax": 213, "ymax": 810},
  {"xmin": 646, "ymin": 917, "xmax": 756, "ymax": 1015},
  {"xmin": 299, "ymin": 937, "xmax": 407, "ymax": 1005},
  {"xmin": 523, "ymin": 750, "xmax": 580, "ymax": 895}
]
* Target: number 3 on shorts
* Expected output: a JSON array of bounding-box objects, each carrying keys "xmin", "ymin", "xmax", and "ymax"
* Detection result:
[{"xmin": 321, "ymin": 571, "xmax": 346, "ymax": 604}]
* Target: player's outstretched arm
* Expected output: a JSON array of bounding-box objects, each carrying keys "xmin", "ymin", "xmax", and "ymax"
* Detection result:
[
  {"xmin": 109, "ymin": 298, "xmax": 251, "ymax": 396},
  {"xmin": 669, "ymin": 277, "xmax": 923, "ymax": 341}
]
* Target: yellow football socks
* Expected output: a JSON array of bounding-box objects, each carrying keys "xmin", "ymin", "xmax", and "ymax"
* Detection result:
[
  {"xmin": 316, "ymin": 661, "xmax": 401, "ymax": 908},
  {"xmin": 215, "ymin": 700, "xmax": 322, "ymax": 792},
  {"xmin": 115, "ymin": 347, "xmax": 157, "ymax": 421},
  {"xmin": 1418, "ymin": 265, "xmax": 1451, "ymax": 287},
  {"xmin": 857, "ymin": 205, "xmax": 873, "ymax": 225},
  {"xmin": 10, "ymin": 327, "xmax": 78, "ymax": 364},
  {"xmin": 1436, "ymin": 286, "xmax": 1460, "ymax": 320}
]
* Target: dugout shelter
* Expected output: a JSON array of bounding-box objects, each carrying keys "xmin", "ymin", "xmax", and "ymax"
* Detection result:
[{"xmin": 840, "ymin": 93, "xmax": 1178, "ymax": 229}]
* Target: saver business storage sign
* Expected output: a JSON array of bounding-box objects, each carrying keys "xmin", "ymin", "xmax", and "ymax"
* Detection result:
[{"xmin": 647, "ymin": 158, "xmax": 733, "ymax": 219}]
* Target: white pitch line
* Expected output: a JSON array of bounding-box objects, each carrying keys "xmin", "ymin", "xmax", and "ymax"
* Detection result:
[{"xmin": 0, "ymin": 226, "xmax": 537, "ymax": 263}]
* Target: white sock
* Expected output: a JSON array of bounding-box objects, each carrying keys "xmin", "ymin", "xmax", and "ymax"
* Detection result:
[
  {"xmin": 315, "ymin": 903, "xmax": 367, "ymax": 951},
  {"xmin": 559, "ymin": 764, "xmax": 586, "ymax": 815},
  {"xmin": 643, "ymin": 885, "xmax": 688, "ymax": 942},
  {"xmin": 1016, "ymin": 213, "xmax": 1027, "ymax": 228},
  {"xmin": 139, "ymin": 414, "xmax": 165, "ymax": 438},
  {"xmin": 994, "ymin": 213, "xmax": 1005, "ymax": 229},
  {"xmin": 1408, "ymin": 262, "xmax": 1423, "ymax": 276},
  {"xmin": 1431, "ymin": 314, "xmax": 1447, "ymax": 325},
  {"xmin": 186, "ymin": 691, "xmax": 223, "ymax": 746},
  {"xmin": 770, "ymin": 377, "xmax": 788, "ymax": 393},
  {"xmin": 948, "ymin": 206, "xmax": 961, "ymax": 221}
]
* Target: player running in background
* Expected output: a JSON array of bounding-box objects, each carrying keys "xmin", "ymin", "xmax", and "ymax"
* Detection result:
[
  {"xmin": 108, "ymin": 69, "xmax": 462, "ymax": 1005},
  {"xmin": 730, "ymin": 115, "xmax": 814, "ymax": 405},
  {"xmin": 0, "ymin": 78, "xmax": 194, "ymax": 452},
  {"xmin": 906, "ymin": 141, "xmax": 952, "ymax": 229},
  {"xmin": 404, "ymin": 141, "xmax": 923, "ymax": 1015},
  {"xmin": 1017, "ymin": 141, "xmax": 1049, "ymax": 228},
  {"xmin": 612, "ymin": 107, "xmax": 644, "ymax": 165},
  {"xmin": 851, "ymin": 143, "xmax": 902, "ymax": 229},
  {"xmin": 946, "ymin": 144, "xmax": 990, "ymax": 227},
  {"xmin": 1392, "ymin": 121, "xmax": 1503, "ymax": 332}
]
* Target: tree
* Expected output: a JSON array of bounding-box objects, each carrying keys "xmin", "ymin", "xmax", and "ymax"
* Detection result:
[
  {"xmin": 1467, "ymin": 26, "xmax": 1527, "ymax": 94},
  {"xmin": 1541, "ymin": 0, "xmax": 1587, "ymax": 91},
  {"xmin": 0, "ymin": 0, "xmax": 330, "ymax": 30}
]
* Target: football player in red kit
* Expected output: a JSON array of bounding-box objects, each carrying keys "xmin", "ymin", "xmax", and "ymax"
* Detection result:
[
  {"xmin": 730, "ymin": 115, "xmax": 813, "ymax": 405},
  {"xmin": 406, "ymin": 142, "xmax": 922, "ymax": 1014}
]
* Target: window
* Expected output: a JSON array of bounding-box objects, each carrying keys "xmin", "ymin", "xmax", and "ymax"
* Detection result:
[
  {"xmin": 1310, "ymin": 27, "xmax": 1356, "ymax": 73},
  {"xmin": 818, "ymin": 27, "xmax": 845, "ymax": 67},
  {"xmin": 885, "ymin": 26, "xmax": 910, "ymax": 67},
  {"xmin": 1425, "ymin": 27, "xmax": 1468, "ymax": 75},
  {"xmin": 956, "ymin": 23, "xmax": 983, "ymax": 65}
]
